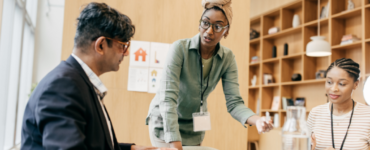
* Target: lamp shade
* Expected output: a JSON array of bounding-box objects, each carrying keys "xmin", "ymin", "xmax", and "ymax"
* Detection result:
[
  {"xmin": 363, "ymin": 76, "xmax": 370, "ymax": 105},
  {"xmin": 306, "ymin": 36, "xmax": 331, "ymax": 57}
]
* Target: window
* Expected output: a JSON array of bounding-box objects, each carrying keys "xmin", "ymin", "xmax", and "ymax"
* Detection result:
[{"xmin": 0, "ymin": 0, "xmax": 38, "ymax": 149}]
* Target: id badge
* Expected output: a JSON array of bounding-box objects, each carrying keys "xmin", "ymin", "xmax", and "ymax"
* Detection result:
[{"xmin": 193, "ymin": 107, "xmax": 211, "ymax": 132}]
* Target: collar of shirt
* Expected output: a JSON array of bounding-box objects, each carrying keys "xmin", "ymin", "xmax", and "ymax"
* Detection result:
[
  {"xmin": 71, "ymin": 53, "xmax": 107, "ymax": 99},
  {"xmin": 189, "ymin": 33, "xmax": 224, "ymax": 59}
]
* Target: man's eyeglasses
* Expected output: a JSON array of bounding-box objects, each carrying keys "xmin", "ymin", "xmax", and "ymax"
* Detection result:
[
  {"xmin": 105, "ymin": 37, "xmax": 130, "ymax": 55},
  {"xmin": 199, "ymin": 20, "xmax": 229, "ymax": 33}
]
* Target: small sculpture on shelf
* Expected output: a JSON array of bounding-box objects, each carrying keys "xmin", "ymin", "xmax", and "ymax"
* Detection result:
[
  {"xmin": 348, "ymin": 0, "xmax": 355, "ymax": 11},
  {"xmin": 263, "ymin": 74, "xmax": 273, "ymax": 85},
  {"xmin": 291, "ymin": 73, "xmax": 302, "ymax": 81},
  {"xmin": 268, "ymin": 27, "xmax": 280, "ymax": 35},
  {"xmin": 292, "ymin": 14, "xmax": 300, "ymax": 28},
  {"xmin": 272, "ymin": 46, "xmax": 277, "ymax": 58},
  {"xmin": 284, "ymin": 43, "xmax": 288, "ymax": 56},
  {"xmin": 250, "ymin": 28, "xmax": 260, "ymax": 40},
  {"xmin": 251, "ymin": 75, "xmax": 257, "ymax": 86}
]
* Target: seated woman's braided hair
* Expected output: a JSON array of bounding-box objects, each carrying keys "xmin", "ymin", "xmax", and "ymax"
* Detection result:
[{"xmin": 325, "ymin": 58, "xmax": 360, "ymax": 82}]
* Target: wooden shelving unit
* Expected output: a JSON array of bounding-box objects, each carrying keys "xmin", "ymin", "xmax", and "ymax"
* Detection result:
[{"xmin": 248, "ymin": 0, "xmax": 369, "ymax": 146}]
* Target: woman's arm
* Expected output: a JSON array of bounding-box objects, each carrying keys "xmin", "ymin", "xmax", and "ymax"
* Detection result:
[
  {"xmin": 158, "ymin": 41, "xmax": 185, "ymax": 149},
  {"xmin": 221, "ymin": 55, "xmax": 272, "ymax": 132}
]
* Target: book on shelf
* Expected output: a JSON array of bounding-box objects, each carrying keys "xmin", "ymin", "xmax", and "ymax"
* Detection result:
[
  {"xmin": 271, "ymin": 96, "xmax": 280, "ymax": 111},
  {"xmin": 340, "ymin": 34, "xmax": 360, "ymax": 45},
  {"xmin": 282, "ymin": 97, "xmax": 294, "ymax": 110}
]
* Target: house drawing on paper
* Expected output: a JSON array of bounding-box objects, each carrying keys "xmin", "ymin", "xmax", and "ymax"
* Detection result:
[
  {"xmin": 134, "ymin": 48, "xmax": 147, "ymax": 62},
  {"xmin": 152, "ymin": 78, "xmax": 156, "ymax": 83},
  {"xmin": 151, "ymin": 70, "xmax": 157, "ymax": 77}
]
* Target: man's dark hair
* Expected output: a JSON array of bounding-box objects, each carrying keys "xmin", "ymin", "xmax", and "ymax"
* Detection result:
[{"xmin": 74, "ymin": 2, "xmax": 135, "ymax": 51}]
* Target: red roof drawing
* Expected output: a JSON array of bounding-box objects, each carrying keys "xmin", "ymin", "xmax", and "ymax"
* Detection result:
[{"xmin": 134, "ymin": 48, "xmax": 147, "ymax": 62}]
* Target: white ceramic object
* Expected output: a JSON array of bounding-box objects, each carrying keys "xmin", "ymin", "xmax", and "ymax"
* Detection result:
[
  {"xmin": 292, "ymin": 14, "xmax": 300, "ymax": 28},
  {"xmin": 251, "ymin": 75, "xmax": 257, "ymax": 86},
  {"xmin": 183, "ymin": 146, "xmax": 218, "ymax": 150},
  {"xmin": 348, "ymin": 0, "xmax": 355, "ymax": 10},
  {"xmin": 306, "ymin": 36, "xmax": 331, "ymax": 57},
  {"xmin": 363, "ymin": 76, "xmax": 370, "ymax": 105}
]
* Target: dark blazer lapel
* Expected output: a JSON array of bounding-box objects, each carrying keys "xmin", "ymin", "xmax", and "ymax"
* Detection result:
[
  {"xmin": 65, "ymin": 55, "xmax": 115, "ymax": 150},
  {"xmin": 103, "ymin": 105, "xmax": 121, "ymax": 150}
]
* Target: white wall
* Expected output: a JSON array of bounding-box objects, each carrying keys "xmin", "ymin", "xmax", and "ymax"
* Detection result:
[{"xmin": 33, "ymin": 0, "xmax": 65, "ymax": 83}]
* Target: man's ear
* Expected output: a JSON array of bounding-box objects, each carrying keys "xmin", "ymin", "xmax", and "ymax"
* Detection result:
[{"xmin": 95, "ymin": 36, "xmax": 106, "ymax": 55}]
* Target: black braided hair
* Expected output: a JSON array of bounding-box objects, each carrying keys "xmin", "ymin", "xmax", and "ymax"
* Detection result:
[{"xmin": 325, "ymin": 58, "xmax": 360, "ymax": 82}]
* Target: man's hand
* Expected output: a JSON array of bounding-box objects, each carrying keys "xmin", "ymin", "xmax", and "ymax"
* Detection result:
[
  {"xmin": 170, "ymin": 141, "xmax": 183, "ymax": 150},
  {"xmin": 311, "ymin": 133, "xmax": 316, "ymax": 150}
]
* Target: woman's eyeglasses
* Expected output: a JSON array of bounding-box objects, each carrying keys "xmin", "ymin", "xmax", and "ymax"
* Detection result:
[{"xmin": 199, "ymin": 20, "xmax": 229, "ymax": 33}]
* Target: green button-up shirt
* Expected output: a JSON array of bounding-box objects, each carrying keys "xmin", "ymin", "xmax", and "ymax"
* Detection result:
[{"xmin": 146, "ymin": 33, "xmax": 255, "ymax": 146}]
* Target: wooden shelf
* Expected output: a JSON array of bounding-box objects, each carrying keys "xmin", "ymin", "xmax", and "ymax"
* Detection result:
[
  {"xmin": 332, "ymin": 7, "xmax": 362, "ymax": 19},
  {"xmin": 261, "ymin": 109, "xmax": 279, "ymax": 113},
  {"xmin": 366, "ymin": 4, "xmax": 370, "ymax": 9},
  {"xmin": 262, "ymin": 83, "xmax": 279, "ymax": 87},
  {"xmin": 263, "ymin": 26, "xmax": 302, "ymax": 40},
  {"xmin": 281, "ymin": 53, "xmax": 302, "ymax": 60},
  {"xmin": 304, "ymin": 18, "xmax": 329, "ymax": 27},
  {"xmin": 250, "ymin": 16, "xmax": 261, "ymax": 24},
  {"xmin": 263, "ymin": 57, "xmax": 279, "ymax": 63},
  {"xmin": 250, "ymin": 38, "xmax": 260, "ymax": 44},
  {"xmin": 249, "ymin": 86, "xmax": 260, "ymax": 89},
  {"xmin": 281, "ymin": 79, "xmax": 326, "ymax": 86},
  {"xmin": 249, "ymin": 62, "xmax": 260, "ymax": 66},
  {"xmin": 366, "ymin": 38, "xmax": 370, "ymax": 42},
  {"xmin": 331, "ymin": 41, "xmax": 362, "ymax": 50}
]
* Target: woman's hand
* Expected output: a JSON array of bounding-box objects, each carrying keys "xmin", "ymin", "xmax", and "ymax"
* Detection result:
[
  {"xmin": 170, "ymin": 141, "xmax": 183, "ymax": 150},
  {"xmin": 311, "ymin": 133, "xmax": 316, "ymax": 150},
  {"xmin": 246, "ymin": 115, "xmax": 273, "ymax": 134}
]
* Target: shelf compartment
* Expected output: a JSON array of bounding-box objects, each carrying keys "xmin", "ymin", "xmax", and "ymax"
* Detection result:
[
  {"xmin": 331, "ymin": 13, "xmax": 362, "ymax": 46},
  {"xmin": 331, "ymin": 41, "xmax": 362, "ymax": 50},
  {"xmin": 303, "ymin": 55, "xmax": 329, "ymax": 80},
  {"xmin": 366, "ymin": 0, "xmax": 370, "ymax": 6},
  {"xmin": 331, "ymin": 46, "xmax": 362, "ymax": 67},
  {"xmin": 281, "ymin": 53, "xmax": 303, "ymax": 59},
  {"xmin": 249, "ymin": 62, "xmax": 260, "ymax": 67},
  {"xmin": 249, "ymin": 86, "xmax": 260, "ymax": 89},
  {"xmin": 262, "ymin": 9, "xmax": 281, "ymax": 36},
  {"xmin": 304, "ymin": 0, "xmax": 329, "ymax": 23},
  {"xmin": 249, "ymin": 65, "xmax": 261, "ymax": 86},
  {"xmin": 249, "ymin": 88, "xmax": 260, "ymax": 113},
  {"xmin": 261, "ymin": 86, "xmax": 280, "ymax": 110},
  {"xmin": 249, "ymin": 40, "xmax": 261, "ymax": 64},
  {"xmin": 262, "ymin": 83, "xmax": 279, "ymax": 87},
  {"xmin": 332, "ymin": 7, "xmax": 362, "ymax": 19},
  {"xmin": 304, "ymin": 18, "xmax": 329, "ymax": 27},
  {"xmin": 332, "ymin": 0, "xmax": 362, "ymax": 16},
  {"xmin": 281, "ymin": 84, "xmax": 327, "ymax": 111},
  {"xmin": 262, "ymin": 60, "xmax": 280, "ymax": 84},
  {"xmin": 281, "ymin": 0, "xmax": 303, "ymax": 30},
  {"xmin": 281, "ymin": 55, "xmax": 303, "ymax": 82},
  {"xmin": 262, "ymin": 29, "xmax": 303, "ymax": 60},
  {"xmin": 365, "ymin": 8, "xmax": 370, "ymax": 39},
  {"xmin": 250, "ymin": 16, "xmax": 262, "ymax": 41}
]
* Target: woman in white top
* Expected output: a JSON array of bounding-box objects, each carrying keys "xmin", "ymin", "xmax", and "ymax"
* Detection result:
[{"xmin": 308, "ymin": 58, "xmax": 370, "ymax": 150}]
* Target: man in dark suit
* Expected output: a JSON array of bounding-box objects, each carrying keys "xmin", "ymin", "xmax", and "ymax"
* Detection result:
[{"xmin": 21, "ymin": 2, "xmax": 175, "ymax": 150}]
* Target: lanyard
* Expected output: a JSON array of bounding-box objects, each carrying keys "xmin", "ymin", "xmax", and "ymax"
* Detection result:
[
  {"xmin": 331, "ymin": 99, "xmax": 355, "ymax": 150},
  {"xmin": 198, "ymin": 50, "xmax": 213, "ymax": 108}
]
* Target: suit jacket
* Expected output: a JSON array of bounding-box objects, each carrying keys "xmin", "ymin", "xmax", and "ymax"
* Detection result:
[{"xmin": 21, "ymin": 56, "xmax": 133, "ymax": 150}]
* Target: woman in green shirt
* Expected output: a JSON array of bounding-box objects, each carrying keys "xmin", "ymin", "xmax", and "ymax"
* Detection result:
[{"xmin": 146, "ymin": 0, "xmax": 273, "ymax": 149}]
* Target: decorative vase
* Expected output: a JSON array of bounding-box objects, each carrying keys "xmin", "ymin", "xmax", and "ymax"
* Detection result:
[
  {"xmin": 284, "ymin": 43, "xmax": 288, "ymax": 56},
  {"xmin": 348, "ymin": 0, "xmax": 355, "ymax": 10},
  {"xmin": 292, "ymin": 14, "xmax": 300, "ymax": 28},
  {"xmin": 272, "ymin": 46, "xmax": 277, "ymax": 58}
]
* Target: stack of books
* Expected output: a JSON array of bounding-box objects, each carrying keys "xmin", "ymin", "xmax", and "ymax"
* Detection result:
[{"xmin": 340, "ymin": 34, "xmax": 360, "ymax": 45}]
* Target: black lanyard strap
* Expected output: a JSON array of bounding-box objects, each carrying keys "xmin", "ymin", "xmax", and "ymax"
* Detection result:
[
  {"xmin": 199, "ymin": 50, "xmax": 213, "ymax": 107},
  {"xmin": 331, "ymin": 99, "xmax": 355, "ymax": 150}
]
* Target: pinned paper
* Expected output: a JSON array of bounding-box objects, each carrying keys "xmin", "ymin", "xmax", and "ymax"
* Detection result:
[
  {"xmin": 129, "ymin": 41, "xmax": 150, "ymax": 67},
  {"xmin": 149, "ymin": 42, "xmax": 170, "ymax": 68},
  {"xmin": 127, "ymin": 67, "xmax": 149, "ymax": 92},
  {"xmin": 148, "ymin": 68, "xmax": 163, "ymax": 93}
]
